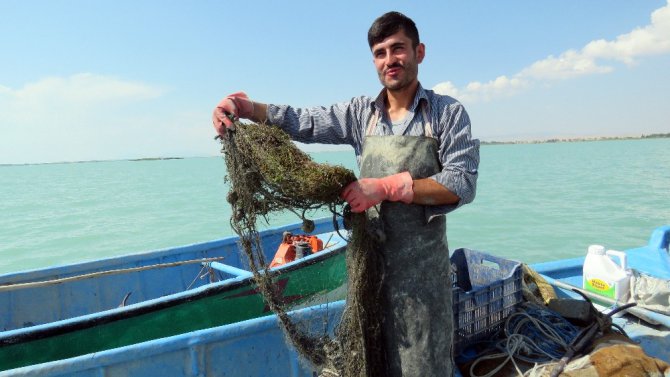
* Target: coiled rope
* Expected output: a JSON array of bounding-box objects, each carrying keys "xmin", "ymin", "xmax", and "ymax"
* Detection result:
[{"xmin": 469, "ymin": 303, "xmax": 580, "ymax": 377}]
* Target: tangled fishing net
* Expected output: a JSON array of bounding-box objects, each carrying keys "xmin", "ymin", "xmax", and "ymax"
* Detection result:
[{"xmin": 219, "ymin": 122, "xmax": 387, "ymax": 376}]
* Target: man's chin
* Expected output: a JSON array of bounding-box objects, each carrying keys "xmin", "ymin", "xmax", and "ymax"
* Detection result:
[{"xmin": 383, "ymin": 81, "xmax": 407, "ymax": 91}]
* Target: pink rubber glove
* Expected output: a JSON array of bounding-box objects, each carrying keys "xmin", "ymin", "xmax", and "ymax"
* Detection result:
[
  {"xmin": 341, "ymin": 172, "xmax": 414, "ymax": 213},
  {"xmin": 212, "ymin": 92, "xmax": 255, "ymax": 135}
]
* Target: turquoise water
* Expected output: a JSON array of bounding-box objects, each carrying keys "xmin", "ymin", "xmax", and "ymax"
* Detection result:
[{"xmin": 1, "ymin": 138, "xmax": 668, "ymax": 274}]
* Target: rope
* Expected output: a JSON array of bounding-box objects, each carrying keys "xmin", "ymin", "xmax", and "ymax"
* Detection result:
[
  {"xmin": 469, "ymin": 304, "xmax": 580, "ymax": 377},
  {"xmin": 0, "ymin": 257, "xmax": 225, "ymax": 292},
  {"xmin": 505, "ymin": 306, "xmax": 580, "ymax": 362}
]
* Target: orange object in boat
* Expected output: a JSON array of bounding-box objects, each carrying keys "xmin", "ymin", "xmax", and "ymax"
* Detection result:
[{"xmin": 269, "ymin": 232, "xmax": 324, "ymax": 268}]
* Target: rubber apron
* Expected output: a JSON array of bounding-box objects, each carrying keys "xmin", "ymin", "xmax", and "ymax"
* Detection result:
[{"xmin": 361, "ymin": 104, "xmax": 453, "ymax": 376}]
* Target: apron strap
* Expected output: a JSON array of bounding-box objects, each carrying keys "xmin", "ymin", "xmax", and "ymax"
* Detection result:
[
  {"xmin": 366, "ymin": 100, "xmax": 433, "ymax": 138},
  {"xmin": 421, "ymin": 104, "xmax": 433, "ymax": 139},
  {"xmin": 365, "ymin": 109, "xmax": 380, "ymax": 137}
]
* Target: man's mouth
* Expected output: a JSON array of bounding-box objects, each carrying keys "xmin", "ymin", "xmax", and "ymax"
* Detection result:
[{"xmin": 385, "ymin": 64, "xmax": 403, "ymax": 77}]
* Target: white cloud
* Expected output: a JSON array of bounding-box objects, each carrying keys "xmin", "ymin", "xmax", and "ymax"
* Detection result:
[
  {"xmin": 434, "ymin": 1, "xmax": 670, "ymax": 102},
  {"xmin": 434, "ymin": 76, "xmax": 528, "ymax": 103},
  {"xmin": 432, "ymin": 81, "xmax": 460, "ymax": 99},
  {"xmin": 583, "ymin": 3, "xmax": 670, "ymax": 64},
  {"xmin": 0, "ymin": 74, "xmax": 171, "ymax": 164},
  {"xmin": 8, "ymin": 73, "xmax": 163, "ymax": 105},
  {"xmin": 1, "ymin": 74, "xmax": 164, "ymax": 125},
  {"xmin": 464, "ymin": 76, "xmax": 528, "ymax": 103},
  {"xmin": 519, "ymin": 50, "xmax": 614, "ymax": 80}
]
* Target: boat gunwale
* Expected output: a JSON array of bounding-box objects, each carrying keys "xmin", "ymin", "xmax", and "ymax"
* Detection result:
[
  {"xmin": 0, "ymin": 218, "xmax": 338, "ymax": 284},
  {"xmin": 0, "ymin": 301, "xmax": 348, "ymax": 376},
  {"xmin": 0, "ymin": 218, "xmax": 346, "ymax": 346},
  {"xmin": 1, "ymin": 224, "xmax": 668, "ymax": 375}
]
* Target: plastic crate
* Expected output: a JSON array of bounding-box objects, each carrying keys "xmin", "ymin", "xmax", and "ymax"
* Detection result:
[{"xmin": 450, "ymin": 248, "xmax": 523, "ymax": 352}]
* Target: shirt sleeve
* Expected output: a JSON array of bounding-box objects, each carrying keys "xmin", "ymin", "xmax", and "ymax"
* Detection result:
[
  {"xmin": 427, "ymin": 101, "xmax": 480, "ymax": 218},
  {"xmin": 266, "ymin": 99, "xmax": 365, "ymax": 147}
]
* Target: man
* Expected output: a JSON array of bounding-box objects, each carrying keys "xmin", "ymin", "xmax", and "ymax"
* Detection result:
[{"xmin": 213, "ymin": 11, "xmax": 479, "ymax": 376}]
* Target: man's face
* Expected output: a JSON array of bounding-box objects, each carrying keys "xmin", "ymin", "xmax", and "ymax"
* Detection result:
[{"xmin": 371, "ymin": 29, "xmax": 425, "ymax": 92}]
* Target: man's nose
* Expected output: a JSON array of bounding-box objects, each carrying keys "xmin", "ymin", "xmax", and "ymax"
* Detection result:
[{"xmin": 385, "ymin": 52, "xmax": 398, "ymax": 66}]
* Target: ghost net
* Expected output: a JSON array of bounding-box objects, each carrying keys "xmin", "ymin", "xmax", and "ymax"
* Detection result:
[{"xmin": 219, "ymin": 122, "xmax": 388, "ymax": 376}]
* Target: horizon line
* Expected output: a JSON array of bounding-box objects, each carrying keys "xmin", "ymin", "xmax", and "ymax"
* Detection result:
[{"xmin": 2, "ymin": 133, "xmax": 668, "ymax": 167}]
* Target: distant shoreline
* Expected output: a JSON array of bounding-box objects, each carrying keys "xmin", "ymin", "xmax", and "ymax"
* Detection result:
[
  {"xmin": 480, "ymin": 133, "xmax": 670, "ymax": 145},
  {"xmin": 2, "ymin": 134, "xmax": 668, "ymax": 166},
  {"xmin": 128, "ymin": 157, "xmax": 184, "ymax": 162},
  {"xmin": 1, "ymin": 157, "xmax": 185, "ymax": 167}
]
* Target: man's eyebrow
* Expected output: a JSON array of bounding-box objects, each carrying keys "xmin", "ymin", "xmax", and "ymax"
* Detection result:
[
  {"xmin": 372, "ymin": 41, "xmax": 406, "ymax": 55},
  {"xmin": 372, "ymin": 46, "xmax": 385, "ymax": 55}
]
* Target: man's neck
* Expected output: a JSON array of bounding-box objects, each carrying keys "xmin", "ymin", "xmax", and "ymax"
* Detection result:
[{"xmin": 385, "ymin": 81, "xmax": 419, "ymax": 122}]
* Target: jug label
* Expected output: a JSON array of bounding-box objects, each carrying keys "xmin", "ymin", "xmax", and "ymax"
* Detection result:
[{"xmin": 584, "ymin": 277, "xmax": 615, "ymax": 298}]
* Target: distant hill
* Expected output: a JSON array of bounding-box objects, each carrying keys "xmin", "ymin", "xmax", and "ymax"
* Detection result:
[
  {"xmin": 481, "ymin": 133, "xmax": 670, "ymax": 145},
  {"xmin": 128, "ymin": 157, "xmax": 184, "ymax": 162}
]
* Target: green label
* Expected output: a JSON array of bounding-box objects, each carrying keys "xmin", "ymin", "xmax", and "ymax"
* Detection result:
[{"xmin": 584, "ymin": 277, "xmax": 615, "ymax": 299}]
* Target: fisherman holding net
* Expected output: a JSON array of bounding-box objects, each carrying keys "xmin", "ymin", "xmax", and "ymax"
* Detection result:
[{"xmin": 213, "ymin": 11, "xmax": 479, "ymax": 377}]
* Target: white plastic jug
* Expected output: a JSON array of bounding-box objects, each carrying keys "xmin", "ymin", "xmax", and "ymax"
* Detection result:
[{"xmin": 583, "ymin": 245, "xmax": 631, "ymax": 302}]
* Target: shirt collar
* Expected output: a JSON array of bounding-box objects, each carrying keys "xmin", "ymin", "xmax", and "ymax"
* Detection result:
[{"xmin": 371, "ymin": 82, "xmax": 428, "ymax": 114}]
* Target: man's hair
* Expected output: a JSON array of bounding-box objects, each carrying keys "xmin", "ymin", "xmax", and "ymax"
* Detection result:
[{"xmin": 368, "ymin": 11, "xmax": 420, "ymax": 49}]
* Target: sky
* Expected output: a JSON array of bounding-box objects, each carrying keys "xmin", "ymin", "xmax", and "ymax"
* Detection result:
[{"xmin": 1, "ymin": 1, "xmax": 669, "ymax": 164}]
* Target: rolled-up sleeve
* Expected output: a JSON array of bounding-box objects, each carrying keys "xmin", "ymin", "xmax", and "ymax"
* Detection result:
[
  {"xmin": 427, "ymin": 101, "xmax": 479, "ymax": 217},
  {"xmin": 266, "ymin": 89, "xmax": 478, "ymax": 219},
  {"xmin": 266, "ymin": 99, "xmax": 366, "ymax": 147}
]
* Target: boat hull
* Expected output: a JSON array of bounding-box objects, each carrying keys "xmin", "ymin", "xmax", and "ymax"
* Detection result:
[
  {"xmin": 3, "ymin": 222, "xmax": 668, "ymax": 375},
  {"xmin": 1, "ymin": 302, "xmax": 347, "ymax": 377},
  {"xmin": 0, "ymin": 219, "xmax": 347, "ymax": 371},
  {"xmin": 533, "ymin": 225, "xmax": 670, "ymax": 363}
]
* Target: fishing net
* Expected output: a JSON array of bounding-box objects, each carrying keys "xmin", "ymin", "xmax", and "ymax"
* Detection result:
[{"xmin": 219, "ymin": 122, "xmax": 387, "ymax": 376}]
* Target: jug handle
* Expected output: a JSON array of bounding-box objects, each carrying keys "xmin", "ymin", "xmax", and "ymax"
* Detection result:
[{"xmin": 606, "ymin": 249, "xmax": 627, "ymax": 270}]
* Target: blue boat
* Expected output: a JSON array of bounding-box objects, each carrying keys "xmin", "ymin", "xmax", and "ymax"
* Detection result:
[
  {"xmin": 0, "ymin": 218, "xmax": 347, "ymax": 371},
  {"xmin": 533, "ymin": 224, "xmax": 670, "ymax": 363},
  {"xmin": 2, "ymin": 221, "xmax": 669, "ymax": 376}
]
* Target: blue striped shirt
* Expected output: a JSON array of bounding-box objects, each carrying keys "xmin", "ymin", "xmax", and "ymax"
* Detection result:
[{"xmin": 267, "ymin": 83, "xmax": 479, "ymax": 215}]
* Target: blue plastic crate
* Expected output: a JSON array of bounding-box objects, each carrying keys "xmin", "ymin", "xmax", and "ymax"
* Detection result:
[{"xmin": 450, "ymin": 248, "xmax": 523, "ymax": 353}]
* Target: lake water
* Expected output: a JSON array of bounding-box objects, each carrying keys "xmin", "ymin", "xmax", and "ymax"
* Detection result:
[{"xmin": 1, "ymin": 138, "xmax": 668, "ymax": 274}]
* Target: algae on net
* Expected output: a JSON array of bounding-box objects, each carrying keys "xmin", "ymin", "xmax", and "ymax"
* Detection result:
[
  {"xmin": 223, "ymin": 122, "xmax": 355, "ymax": 216},
  {"xmin": 220, "ymin": 122, "xmax": 387, "ymax": 376}
]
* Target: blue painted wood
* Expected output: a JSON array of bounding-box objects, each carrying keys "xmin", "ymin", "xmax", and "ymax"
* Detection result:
[
  {"xmin": 0, "ymin": 302, "xmax": 346, "ymax": 377},
  {"xmin": 533, "ymin": 225, "xmax": 670, "ymax": 362},
  {"xmin": 2, "ymin": 222, "xmax": 668, "ymax": 376},
  {"xmin": 626, "ymin": 225, "xmax": 670, "ymax": 279},
  {"xmin": 207, "ymin": 261, "xmax": 253, "ymax": 278},
  {"xmin": 0, "ymin": 217, "xmax": 341, "ymax": 332}
]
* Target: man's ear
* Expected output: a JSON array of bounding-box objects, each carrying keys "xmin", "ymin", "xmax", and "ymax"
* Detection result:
[{"xmin": 416, "ymin": 43, "xmax": 426, "ymax": 63}]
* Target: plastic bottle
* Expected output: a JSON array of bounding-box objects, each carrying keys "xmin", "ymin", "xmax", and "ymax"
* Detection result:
[
  {"xmin": 583, "ymin": 245, "xmax": 631, "ymax": 302},
  {"xmin": 293, "ymin": 241, "xmax": 310, "ymax": 259}
]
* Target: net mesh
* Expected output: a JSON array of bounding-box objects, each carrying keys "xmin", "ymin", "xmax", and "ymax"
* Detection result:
[{"xmin": 219, "ymin": 122, "xmax": 388, "ymax": 376}]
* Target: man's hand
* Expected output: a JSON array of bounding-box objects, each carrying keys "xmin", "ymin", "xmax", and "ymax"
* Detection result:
[
  {"xmin": 341, "ymin": 172, "xmax": 414, "ymax": 213},
  {"xmin": 212, "ymin": 92, "xmax": 255, "ymax": 136}
]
